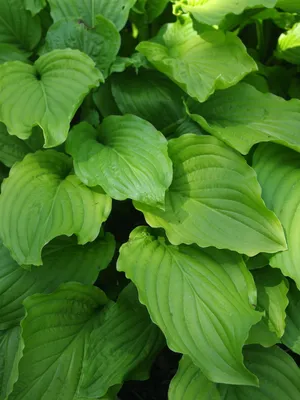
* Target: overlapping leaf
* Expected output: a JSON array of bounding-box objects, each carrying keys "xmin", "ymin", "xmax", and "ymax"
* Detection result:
[
  {"xmin": 277, "ymin": 22, "xmax": 300, "ymax": 64},
  {"xmin": 169, "ymin": 346, "xmax": 300, "ymax": 400},
  {"xmin": 0, "ymin": 0, "xmax": 41, "ymax": 50},
  {"xmin": 111, "ymin": 69, "xmax": 186, "ymax": 131},
  {"xmin": 0, "ymin": 45, "xmax": 29, "ymax": 64},
  {"xmin": 0, "ymin": 49, "xmax": 102, "ymax": 147},
  {"xmin": 135, "ymin": 135, "xmax": 286, "ymax": 256},
  {"xmin": 118, "ymin": 226, "xmax": 262, "ymax": 385},
  {"xmin": 0, "ymin": 234, "xmax": 115, "ymax": 329},
  {"xmin": 41, "ymin": 16, "xmax": 120, "ymax": 77},
  {"xmin": 66, "ymin": 116, "xmax": 173, "ymax": 207},
  {"xmin": 253, "ymin": 143, "xmax": 300, "ymax": 288},
  {"xmin": 0, "ymin": 150, "xmax": 112, "ymax": 266},
  {"xmin": 189, "ymin": 82, "xmax": 300, "ymax": 155},
  {"xmin": 282, "ymin": 281, "xmax": 300, "ymax": 354},
  {"xmin": 173, "ymin": 0, "xmax": 277, "ymax": 26},
  {"xmin": 247, "ymin": 267, "xmax": 289, "ymax": 347},
  {"xmin": 48, "ymin": 0, "xmax": 136, "ymax": 31},
  {"xmin": 137, "ymin": 16, "xmax": 257, "ymax": 103},
  {"xmin": 8, "ymin": 283, "xmax": 164, "ymax": 400}
]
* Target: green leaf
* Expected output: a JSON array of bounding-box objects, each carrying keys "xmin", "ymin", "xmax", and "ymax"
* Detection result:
[
  {"xmin": 0, "ymin": 150, "xmax": 112, "ymax": 266},
  {"xmin": 0, "ymin": 49, "xmax": 102, "ymax": 148},
  {"xmin": 111, "ymin": 69, "xmax": 186, "ymax": 131},
  {"xmin": 170, "ymin": 346, "xmax": 300, "ymax": 400},
  {"xmin": 79, "ymin": 284, "xmax": 165, "ymax": 398},
  {"xmin": 8, "ymin": 283, "xmax": 164, "ymax": 400},
  {"xmin": 219, "ymin": 345, "xmax": 300, "ymax": 399},
  {"xmin": 277, "ymin": 23, "xmax": 300, "ymax": 64},
  {"xmin": 276, "ymin": 0, "xmax": 300, "ymax": 13},
  {"xmin": 0, "ymin": 44, "xmax": 30, "ymax": 64},
  {"xmin": 0, "ymin": 327, "xmax": 22, "ymax": 400},
  {"xmin": 118, "ymin": 226, "xmax": 262, "ymax": 386},
  {"xmin": 189, "ymin": 82, "xmax": 300, "ymax": 155},
  {"xmin": 48, "ymin": 0, "xmax": 136, "ymax": 31},
  {"xmin": 66, "ymin": 116, "xmax": 173, "ymax": 207},
  {"xmin": 247, "ymin": 267, "xmax": 289, "ymax": 347},
  {"xmin": 134, "ymin": 135, "xmax": 286, "ymax": 256},
  {"xmin": 24, "ymin": 0, "xmax": 47, "ymax": 15},
  {"xmin": 168, "ymin": 355, "xmax": 221, "ymax": 400},
  {"xmin": 41, "ymin": 16, "xmax": 120, "ymax": 77},
  {"xmin": 0, "ymin": 234, "xmax": 115, "ymax": 329},
  {"xmin": 282, "ymin": 281, "xmax": 300, "ymax": 354},
  {"xmin": 93, "ymin": 78, "xmax": 121, "ymax": 118},
  {"xmin": 174, "ymin": 0, "xmax": 277, "ymax": 26},
  {"xmin": 0, "ymin": 123, "xmax": 32, "ymax": 167},
  {"xmin": 137, "ymin": 16, "xmax": 257, "ymax": 103},
  {"xmin": 246, "ymin": 253, "xmax": 269, "ymax": 270},
  {"xmin": 0, "ymin": 0, "xmax": 41, "ymax": 50},
  {"xmin": 253, "ymin": 143, "xmax": 300, "ymax": 288}
]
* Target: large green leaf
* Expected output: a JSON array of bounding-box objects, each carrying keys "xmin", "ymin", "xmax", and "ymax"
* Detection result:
[
  {"xmin": 0, "ymin": 234, "xmax": 115, "ymax": 329},
  {"xmin": 111, "ymin": 69, "xmax": 186, "ymax": 131},
  {"xmin": 247, "ymin": 267, "xmax": 289, "ymax": 347},
  {"xmin": 277, "ymin": 23, "xmax": 300, "ymax": 64},
  {"xmin": 0, "ymin": 0, "xmax": 41, "ymax": 50},
  {"xmin": 66, "ymin": 116, "xmax": 173, "ymax": 207},
  {"xmin": 282, "ymin": 281, "xmax": 300, "ymax": 354},
  {"xmin": 169, "ymin": 346, "xmax": 300, "ymax": 400},
  {"xmin": 174, "ymin": 0, "xmax": 276, "ymax": 26},
  {"xmin": 41, "ymin": 16, "xmax": 120, "ymax": 77},
  {"xmin": 253, "ymin": 143, "xmax": 300, "ymax": 288},
  {"xmin": 189, "ymin": 82, "xmax": 300, "ymax": 155},
  {"xmin": 8, "ymin": 283, "xmax": 164, "ymax": 400},
  {"xmin": 0, "ymin": 150, "xmax": 112, "ymax": 266},
  {"xmin": 48, "ymin": 0, "xmax": 136, "ymax": 31},
  {"xmin": 134, "ymin": 135, "xmax": 286, "ymax": 256},
  {"xmin": 0, "ymin": 44, "xmax": 30, "ymax": 64},
  {"xmin": 219, "ymin": 345, "xmax": 300, "ymax": 399},
  {"xmin": 118, "ymin": 226, "xmax": 262, "ymax": 385},
  {"xmin": 0, "ymin": 49, "xmax": 102, "ymax": 148},
  {"xmin": 0, "ymin": 327, "xmax": 22, "ymax": 400},
  {"xmin": 137, "ymin": 16, "xmax": 257, "ymax": 103},
  {"xmin": 168, "ymin": 355, "xmax": 221, "ymax": 400}
]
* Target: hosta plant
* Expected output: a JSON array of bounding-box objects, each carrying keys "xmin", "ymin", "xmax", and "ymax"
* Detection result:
[{"xmin": 1, "ymin": 0, "xmax": 300, "ymax": 399}]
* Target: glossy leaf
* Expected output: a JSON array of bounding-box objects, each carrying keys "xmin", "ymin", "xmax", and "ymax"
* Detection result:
[
  {"xmin": 282, "ymin": 281, "xmax": 300, "ymax": 354},
  {"xmin": 168, "ymin": 355, "xmax": 221, "ymax": 400},
  {"xmin": 0, "ymin": 327, "xmax": 22, "ymax": 400},
  {"xmin": 253, "ymin": 143, "xmax": 300, "ymax": 288},
  {"xmin": 189, "ymin": 82, "xmax": 300, "ymax": 155},
  {"xmin": 0, "ymin": 49, "xmax": 102, "ymax": 148},
  {"xmin": 174, "ymin": 0, "xmax": 277, "ymax": 26},
  {"xmin": 0, "ymin": 0, "xmax": 41, "ymax": 50},
  {"xmin": 8, "ymin": 283, "xmax": 164, "ymax": 400},
  {"xmin": 111, "ymin": 69, "xmax": 186, "ymax": 131},
  {"xmin": 135, "ymin": 135, "xmax": 286, "ymax": 256},
  {"xmin": 48, "ymin": 0, "xmax": 136, "ymax": 31},
  {"xmin": 247, "ymin": 267, "xmax": 289, "ymax": 347},
  {"xmin": 41, "ymin": 16, "xmax": 120, "ymax": 77},
  {"xmin": 66, "ymin": 116, "xmax": 173, "ymax": 207},
  {"xmin": 0, "ymin": 234, "xmax": 115, "ymax": 329},
  {"xmin": 137, "ymin": 16, "xmax": 257, "ymax": 103},
  {"xmin": 277, "ymin": 23, "xmax": 300, "ymax": 64},
  {"xmin": 118, "ymin": 226, "xmax": 262, "ymax": 385},
  {"xmin": 0, "ymin": 150, "xmax": 112, "ymax": 266},
  {"xmin": 219, "ymin": 345, "xmax": 300, "ymax": 399}
]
